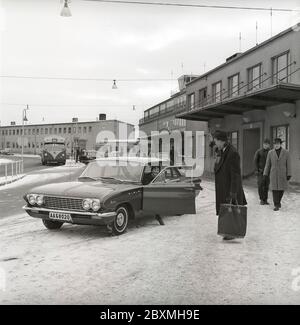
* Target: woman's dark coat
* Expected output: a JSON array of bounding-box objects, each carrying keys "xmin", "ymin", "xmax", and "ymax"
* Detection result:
[{"xmin": 214, "ymin": 144, "xmax": 247, "ymax": 215}]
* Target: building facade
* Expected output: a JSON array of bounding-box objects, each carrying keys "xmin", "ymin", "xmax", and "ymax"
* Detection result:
[
  {"xmin": 139, "ymin": 75, "xmax": 208, "ymax": 161},
  {"xmin": 0, "ymin": 115, "xmax": 135, "ymax": 155},
  {"xmin": 177, "ymin": 24, "xmax": 300, "ymax": 184}
]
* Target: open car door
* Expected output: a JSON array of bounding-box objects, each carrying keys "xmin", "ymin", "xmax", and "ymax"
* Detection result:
[{"xmin": 142, "ymin": 166, "xmax": 197, "ymax": 216}]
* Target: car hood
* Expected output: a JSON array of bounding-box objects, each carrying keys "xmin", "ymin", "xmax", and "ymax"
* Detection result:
[{"xmin": 27, "ymin": 181, "xmax": 139, "ymax": 199}]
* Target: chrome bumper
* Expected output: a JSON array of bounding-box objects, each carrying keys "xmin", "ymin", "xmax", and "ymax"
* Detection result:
[{"xmin": 23, "ymin": 205, "xmax": 116, "ymax": 220}]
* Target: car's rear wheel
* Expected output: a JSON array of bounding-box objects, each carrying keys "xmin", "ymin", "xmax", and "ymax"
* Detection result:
[
  {"xmin": 42, "ymin": 219, "xmax": 63, "ymax": 230},
  {"xmin": 111, "ymin": 205, "xmax": 129, "ymax": 235}
]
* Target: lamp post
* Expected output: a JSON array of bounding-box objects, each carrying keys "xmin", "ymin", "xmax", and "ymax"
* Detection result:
[
  {"xmin": 21, "ymin": 105, "xmax": 29, "ymax": 161},
  {"xmin": 60, "ymin": 0, "xmax": 72, "ymax": 17}
]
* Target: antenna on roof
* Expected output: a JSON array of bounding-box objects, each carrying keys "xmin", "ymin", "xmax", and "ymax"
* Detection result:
[{"xmin": 239, "ymin": 32, "xmax": 242, "ymax": 52}]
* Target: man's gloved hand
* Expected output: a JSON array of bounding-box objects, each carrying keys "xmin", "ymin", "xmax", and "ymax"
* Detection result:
[{"xmin": 287, "ymin": 176, "xmax": 291, "ymax": 181}]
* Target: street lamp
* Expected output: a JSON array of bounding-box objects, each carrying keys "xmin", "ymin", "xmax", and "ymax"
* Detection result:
[
  {"xmin": 112, "ymin": 80, "xmax": 118, "ymax": 89},
  {"xmin": 21, "ymin": 105, "xmax": 29, "ymax": 161},
  {"xmin": 61, "ymin": 0, "xmax": 72, "ymax": 17}
]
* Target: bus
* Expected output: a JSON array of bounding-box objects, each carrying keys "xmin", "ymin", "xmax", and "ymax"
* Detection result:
[{"xmin": 41, "ymin": 136, "xmax": 66, "ymax": 165}]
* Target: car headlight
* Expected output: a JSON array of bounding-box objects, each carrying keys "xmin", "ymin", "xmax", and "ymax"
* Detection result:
[
  {"xmin": 36, "ymin": 195, "xmax": 44, "ymax": 206},
  {"xmin": 91, "ymin": 199, "xmax": 101, "ymax": 212},
  {"xmin": 27, "ymin": 194, "xmax": 37, "ymax": 205},
  {"xmin": 82, "ymin": 199, "xmax": 92, "ymax": 210},
  {"xmin": 44, "ymin": 153, "xmax": 48, "ymax": 156}
]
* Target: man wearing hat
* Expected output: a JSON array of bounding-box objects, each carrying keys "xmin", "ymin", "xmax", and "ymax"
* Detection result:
[
  {"xmin": 213, "ymin": 130, "xmax": 247, "ymax": 239},
  {"xmin": 254, "ymin": 139, "xmax": 271, "ymax": 205},
  {"xmin": 263, "ymin": 138, "xmax": 292, "ymax": 211}
]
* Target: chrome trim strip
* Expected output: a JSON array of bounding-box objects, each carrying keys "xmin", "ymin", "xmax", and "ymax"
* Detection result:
[
  {"xmin": 40, "ymin": 194, "xmax": 97, "ymax": 200},
  {"xmin": 23, "ymin": 205, "xmax": 116, "ymax": 218}
]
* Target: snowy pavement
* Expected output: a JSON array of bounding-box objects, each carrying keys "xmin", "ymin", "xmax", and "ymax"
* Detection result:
[
  {"xmin": 0, "ymin": 181, "xmax": 299, "ymax": 304},
  {"xmin": 0, "ymin": 174, "xmax": 25, "ymax": 187},
  {"xmin": 0, "ymin": 162, "xmax": 84, "ymax": 192},
  {"xmin": 0, "ymin": 158, "xmax": 15, "ymax": 164}
]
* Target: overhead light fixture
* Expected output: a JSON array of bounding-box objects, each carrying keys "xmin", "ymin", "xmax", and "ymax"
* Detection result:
[
  {"xmin": 242, "ymin": 116, "xmax": 251, "ymax": 123},
  {"xmin": 112, "ymin": 80, "xmax": 118, "ymax": 89},
  {"xmin": 283, "ymin": 111, "xmax": 296, "ymax": 118},
  {"xmin": 61, "ymin": 0, "xmax": 72, "ymax": 17}
]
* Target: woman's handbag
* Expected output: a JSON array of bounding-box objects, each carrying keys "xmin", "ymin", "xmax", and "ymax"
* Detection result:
[{"xmin": 218, "ymin": 200, "xmax": 247, "ymax": 238}]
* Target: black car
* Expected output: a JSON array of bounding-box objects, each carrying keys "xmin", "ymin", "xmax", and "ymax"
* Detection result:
[{"xmin": 24, "ymin": 157, "xmax": 202, "ymax": 235}]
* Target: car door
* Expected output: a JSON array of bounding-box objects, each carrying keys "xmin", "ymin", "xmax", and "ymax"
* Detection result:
[{"xmin": 142, "ymin": 167, "xmax": 196, "ymax": 216}]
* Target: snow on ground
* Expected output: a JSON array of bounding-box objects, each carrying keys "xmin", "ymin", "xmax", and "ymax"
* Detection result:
[
  {"xmin": 0, "ymin": 158, "xmax": 14, "ymax": 164},
  {"xmin": 0, "ymin": 181, "xmax": 299, "ymax": 304},
  {"xmin": 0, "ymin": 163, "xmax": 84, "ymax": 191},
  {"xmin": 11, "ymin": 154, "xmax": 41, "ymax": 159},
  {"xmin": 64, "ymin": 160, "xmax": 85, "ymax": 168},
  {"xmin": 0, "ymin": 174, "xmax": 25, "ymax": 186}
]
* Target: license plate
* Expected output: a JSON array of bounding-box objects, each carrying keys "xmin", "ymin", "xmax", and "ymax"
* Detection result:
[{"xmin": 49, "ymin": 212, "xmax": 72, "ymax": 222}]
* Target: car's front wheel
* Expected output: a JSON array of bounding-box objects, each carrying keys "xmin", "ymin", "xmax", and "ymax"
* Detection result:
[
  {"xmin": 42, "ymin": 219, "xmax": 63, "ymax": 230},
  {"xmin": 111, "ymin": 205, "xmax": 129, "ymax": 235}
]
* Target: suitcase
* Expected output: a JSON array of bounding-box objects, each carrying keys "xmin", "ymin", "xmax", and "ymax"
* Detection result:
[{"xmin": 218, "ymin": 203, "xmax": 247, "ymax": 238}]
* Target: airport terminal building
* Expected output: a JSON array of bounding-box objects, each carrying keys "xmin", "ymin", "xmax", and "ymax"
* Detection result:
[
  {"xmin": 139, "ymin": 75, "xmax": 209, "ymax": 161},
  {"xmin": 178, "ymin": 23, "xmax": 300, "ymax": 183},
  {"xmin": 139, "ymin": 24, "xmax": 300, "ymax": 184}
]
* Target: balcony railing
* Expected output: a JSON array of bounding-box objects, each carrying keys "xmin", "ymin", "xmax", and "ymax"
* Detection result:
[
  {"xmin": 139, "ymin": 102, "xmax": 186, "ymax": 125},
  {"xmin": 185, "ymin": 61, "xmax": 298, "ymax": 112}
]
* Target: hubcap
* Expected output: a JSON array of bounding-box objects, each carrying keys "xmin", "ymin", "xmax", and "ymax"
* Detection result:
[{"xmin": 116, "ymin": 212, "xmax": 125, "ymax": 227}]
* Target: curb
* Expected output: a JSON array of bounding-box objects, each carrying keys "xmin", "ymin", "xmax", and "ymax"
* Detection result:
[{"xmin": 0, "ymin": 174, "xmax": 26, "ymax": 187}]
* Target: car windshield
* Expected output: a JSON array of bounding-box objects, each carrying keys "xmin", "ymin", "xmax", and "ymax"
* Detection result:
[
  {"xmin": 79, "ymin": 160, "xmax": 144, "ymax": 182},
  {"xmin": 44, "ymin": 143, "xmax": 65, "ymax": 151}
]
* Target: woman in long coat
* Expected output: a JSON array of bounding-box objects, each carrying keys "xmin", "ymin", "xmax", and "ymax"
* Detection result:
[{"xmin": 263, "ymin": 138, "xmax": 291, "ymax": 211}]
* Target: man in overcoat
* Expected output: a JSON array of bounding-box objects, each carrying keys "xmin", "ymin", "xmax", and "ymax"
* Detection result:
[
  {"xmin": 253, "ymin": 138, "xmax": 271, "ymax": 205},
  {"xmin": 213, "ymin": 131, "xmax": 247, "ymax": 239},
  {"xmin": 263, "ymin": 138, "xmax": 292, "ymax": 211}
]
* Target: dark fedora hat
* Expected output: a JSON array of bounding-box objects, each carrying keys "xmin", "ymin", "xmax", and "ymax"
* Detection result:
[
  {"xmin": 213, "ymin": 130, "xmax": 228, "ymax": 142},
  {"xmin": 273, "ymin": 137, "xmax": 283, "ymax": 144}
]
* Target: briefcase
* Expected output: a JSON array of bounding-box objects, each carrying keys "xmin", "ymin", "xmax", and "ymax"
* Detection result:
[{"xmin": 218, "ymin": 203, "xmax": 247, "ymax": 238}]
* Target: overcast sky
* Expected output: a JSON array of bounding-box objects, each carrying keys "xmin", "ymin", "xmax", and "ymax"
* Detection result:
[{"xmin": 0, "ymin": 0, "xmax": 299, "ymax": 127}]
